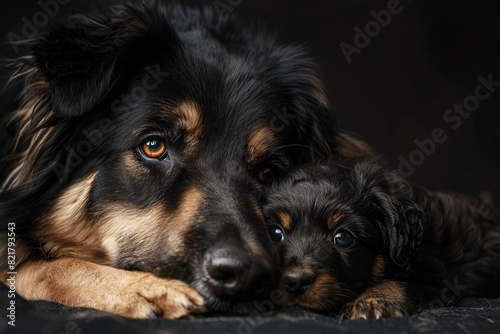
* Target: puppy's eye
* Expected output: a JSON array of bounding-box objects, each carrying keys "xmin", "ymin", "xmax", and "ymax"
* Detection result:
[
  {"xmin": 334, "ymin": 232, "xmax": 352, "ymax": 247},
  {"xmin": 268, "ymin": 226, "xmax": 284, "ymax": 243},
  {"xmin": 141, "ymin": 139, "xmax": 167, "ymax": 159},
  {"xmin": 257, "ymin": 167, "xmax": 277, "ymax": 184}
]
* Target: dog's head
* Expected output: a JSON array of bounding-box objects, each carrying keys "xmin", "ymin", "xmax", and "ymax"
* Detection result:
[
  {"xmin": 263, "ymin": 161, "xmax": 424, "ymax": 313},
  {"xmin": 0, "ymin": 3, "xmax": 375, "ymax": 313}
]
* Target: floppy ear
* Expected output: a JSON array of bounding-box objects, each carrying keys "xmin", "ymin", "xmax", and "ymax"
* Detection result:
[
  {"xmin": 33, "ymin": 24, "xmax": 120, "ymax": 117},
  {"xmin": 31, "ymin": 5, "xmax": 179, "ymax": 118},
  {"xmin": 373, "ymin": 192, "xmax": 425, "ymax": 272}
]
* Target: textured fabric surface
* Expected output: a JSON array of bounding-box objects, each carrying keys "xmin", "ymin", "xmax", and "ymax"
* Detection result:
[{"xmin": 2, "ymin": 283, "xmax": 499, "ymax": 334}]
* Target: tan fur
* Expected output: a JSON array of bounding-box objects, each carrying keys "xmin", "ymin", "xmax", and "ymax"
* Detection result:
[
  {"xmin": 96, "ymin": 186, "xmax": 206, "ymax": 263},
  {"xmin": 35, "ymin": 163, "xmax": 205, "ymax": 265},
  {"xmin": 372, "ymin": 255, "xmax": 386, "ymax": 279},
  {"xmin": 15, "ymin": 258, "xmax": 205, "ymax": 319},
  {"xmin": 280, "ymin": 265, "xmax": 341, "ymax": 311},
  {"xmin": 2, "ymin": 69, "xmax": 52, "ymax": 190},
  {"xmin": 250, "ymin": 197, "xmax": 266, "ymax": 225},
  {"xmin": 156, "ymin": 101, "xmax": 203, "ymax": 155},
  {"xmin": 247, "ymin": 126, "xmax": 276, "ymax": 163},
  {"xmin": 277, "ymin": 212, "xmax": 292, "ymax": 231},
  {"xmin": 303, "ymin": 272, "xmax": 341, "ymax": 309},
  {"xmin": 176, "ymin": 101, "xmax": 203, "ymax": 154},
  {"xmin": 344, "ymin": 281, "xmax": 409, "ymax": 319},
  {"xmin": 332, "ymin": 134, "xmax": 374, "ymax": 158},
  {"xmin": 327, "ymin": 213, "xmax": 344, "ymax": 230},
  {"xmin": 8, "ymin": 160, "xmax": 208, "ymax": 319},
  {"xmin": 34, "ymin": 172, "xmax": 107, "ymax": 263}
]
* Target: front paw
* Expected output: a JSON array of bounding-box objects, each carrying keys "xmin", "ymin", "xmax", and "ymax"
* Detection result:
[
  {"xmin": 343, "ymin": 297, "xmax": 408, "ymax": 319},
  {"xmin": 116, "ymin": 274, "xmax": 206, "ymax": 319}
]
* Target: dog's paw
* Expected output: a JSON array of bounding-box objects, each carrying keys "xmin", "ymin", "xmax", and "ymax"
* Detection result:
[
  {"xmin": 114, "ymin": 273, "xmax": 206, "ymax": 319},
  {"xmin": 343, "ymin": 297, "xmax": 408, "ymax": 319}
]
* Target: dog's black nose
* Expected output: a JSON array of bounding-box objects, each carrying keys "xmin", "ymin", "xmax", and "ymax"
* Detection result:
[
  {"xmin": 203, "ymin": 245, "xmax": 274, "ymax": 299},
  {"xmin": 282, "ymin": 267, "xmax": 315, "ymax": 296}
]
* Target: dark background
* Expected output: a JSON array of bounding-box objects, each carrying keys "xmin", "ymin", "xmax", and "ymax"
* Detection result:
[{"xmin": 1, "ymin": 0, "xmax": 499, "ymax": 203}]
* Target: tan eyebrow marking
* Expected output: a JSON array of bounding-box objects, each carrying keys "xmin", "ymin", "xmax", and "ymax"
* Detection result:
[
  {"xmin": 327, "ymin": 213, "xmax": 344, "ymax": 230},
  {"xmin": 247, "ymin": 125, "xmax": 277, "ymax": 163},
  {"xmin": 277, "ymin": 212, "xmax": 292, "ymax": 231},
  {"xmin": 156, "ymin": 100, "xmax": 203, "ymax": 155}
]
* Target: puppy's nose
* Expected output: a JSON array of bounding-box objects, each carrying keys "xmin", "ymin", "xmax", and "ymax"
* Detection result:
[
  {"xmin": 282, "ymin": 268, "xmax": 315, "ymax": 296},
  {"xmin": 203, "ymin": 244, "xmax": 275, "ymax": 299}
]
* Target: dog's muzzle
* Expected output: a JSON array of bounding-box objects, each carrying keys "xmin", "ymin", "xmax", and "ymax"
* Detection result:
[{"xmin": 202, "ymin": 241, "xmax": 275, "ymax": 301}]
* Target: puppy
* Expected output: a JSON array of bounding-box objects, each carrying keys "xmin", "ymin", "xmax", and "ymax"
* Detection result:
[
  {"xmin": 263, "ymin": 160, "xmax": 500, "ymax": 319},
  {"xmin": 0, "ymin": 2, "xmax": 372, "ymax": 319}
]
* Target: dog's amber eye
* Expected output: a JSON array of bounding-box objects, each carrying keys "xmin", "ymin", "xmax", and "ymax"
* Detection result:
[
  {"xmin": 141, "ymin": 139, "xmax": 167, "ymax": 159},
  {"xmin": 258, "ymin": 167, "xmax": 276, "ymax": 184},
  {"xmin": 268, "ymin": 226, "xmax": 284, "ymax": 243},
  {"xmin": 334, "ymin": 231, "xmax": 353, "ymax": 247}
]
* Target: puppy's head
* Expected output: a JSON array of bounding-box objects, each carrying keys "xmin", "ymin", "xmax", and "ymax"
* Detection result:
[
  {"xmin": 0, "ymin": 3, "xmax": 363, "ymax": 314},
  {"xmin": 263, "ymin": 161, "xmax": 424, "ymax": 313}
]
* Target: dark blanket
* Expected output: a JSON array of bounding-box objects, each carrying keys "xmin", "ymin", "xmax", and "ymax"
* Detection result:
[{"xmin": 2, "ymin": 283, "xmax": 499, "ymax": 334}]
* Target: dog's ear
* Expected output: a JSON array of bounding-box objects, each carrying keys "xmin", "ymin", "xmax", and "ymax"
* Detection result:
[
  {"xmin": 356, "ymin": 163, "xmax": 425, "ymax": 272},
  {"xmin": 385, "ymin": 198, "xmax": 424, "ymax": 271},
  {"xmin": 372, "ymin": 191, "xmax": 425, "ymax": 272},
  {"xmin": 33, "ymin": 25, "xmax": 120, "ymax": 117},
  {"xmin": 32, "ymin": 6, "xmax": 179, "ymax": 118}
]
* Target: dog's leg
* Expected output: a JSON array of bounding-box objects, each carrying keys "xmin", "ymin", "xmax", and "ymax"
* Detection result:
[
  {"xmin": 343, "ymin": 281, "xmax": 410, "ymax": 319},
  {"xmin": 14, "ymin": 258, "xmax": 205, "ymax": 319}
]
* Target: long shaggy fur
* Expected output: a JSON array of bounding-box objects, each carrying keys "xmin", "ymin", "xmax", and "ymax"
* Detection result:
[{"xmin": 0, "ymin": 1, "xmax": 372, "ymax": 318}]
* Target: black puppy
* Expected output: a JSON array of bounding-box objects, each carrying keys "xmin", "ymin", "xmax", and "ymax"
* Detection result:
[{"xmin": 263, "ymin": 160, "xmax": 500, "ymax": 319}]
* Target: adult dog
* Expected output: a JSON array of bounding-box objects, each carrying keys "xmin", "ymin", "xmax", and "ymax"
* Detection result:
[
  {"xmin": 263, "ymin": 160, "xmax": 500, "ymax": 319},
  {"xmin": 0, "ymin": 2, "xmax": 369, "ymax": 318}
]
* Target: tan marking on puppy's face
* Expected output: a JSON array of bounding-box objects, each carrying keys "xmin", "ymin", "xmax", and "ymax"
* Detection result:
[
  {"xmin": 301, "ymin": 272, "xmax": 342, "ymax": 310},
  {"xmin": 372, "ymin": 255, "xmax": 386, "ymax": 279},
  {"xmin": 280, "ymin": 265, "xmax": 341, "ymax": 311},
  {"xmin": 247, "ymin": 125, "xmax": 276, "ymax": 163},
  {"xmin": 250, "ymin": 197, "xmax": 266, "ymax": 225},
  {"xmin": 277, "ymin": 212, "xmax": 292, "ymax": 231},
  {"xmin": 327, "ymin": 213, "xmax": 344, "ymax": 230}
]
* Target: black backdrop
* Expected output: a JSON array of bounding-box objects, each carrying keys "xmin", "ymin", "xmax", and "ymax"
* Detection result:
[{"xmin": 1, "ymin": 0, "xmax": 500, "ymax": 201}]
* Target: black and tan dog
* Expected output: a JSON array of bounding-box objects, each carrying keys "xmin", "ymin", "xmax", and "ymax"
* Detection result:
[
  {"xmin": 0, "ymin": 2, "xmax": 371, "ymax": 319},
  {"xmin": 263, "ymin": 160, "xmax": 500, "ymax": 319}
]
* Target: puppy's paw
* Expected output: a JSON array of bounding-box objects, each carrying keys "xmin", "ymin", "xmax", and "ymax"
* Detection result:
[
  {"xmin": 343, "ymin": 297, "xmax": 408, "ymax": 319},
  {"xmin": 114, "ymin": 273, "xmax": 206, "ymax": 319}
]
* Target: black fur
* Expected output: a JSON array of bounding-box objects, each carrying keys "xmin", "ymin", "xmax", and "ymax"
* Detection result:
[
  {"xmin": 263, "ymin": 160, "xmax": 500, "ymax": 317},
  {"xmin": 0, "ymin": 1, "xmax": 374, "ymax": 317}
]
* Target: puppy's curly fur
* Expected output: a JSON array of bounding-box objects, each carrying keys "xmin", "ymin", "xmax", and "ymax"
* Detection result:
[{"xmin": 263, "ymin": 160, "xmax": 500, "ymax": 318}]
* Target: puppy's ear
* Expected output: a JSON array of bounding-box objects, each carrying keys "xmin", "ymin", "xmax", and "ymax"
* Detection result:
[
  {"xmin": 373, "ymin": 192, "xmax": 425, "ymax": 272},
  {"xmin": 33, "ymin": 25, "xmax": 119, "ymax": 117}
]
